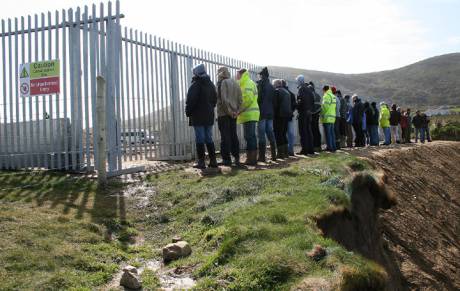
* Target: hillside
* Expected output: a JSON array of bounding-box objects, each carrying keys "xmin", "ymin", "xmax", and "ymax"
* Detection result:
[{"xmin": 271, "ymin": 53, "xmax": 460, "ymax": 107}]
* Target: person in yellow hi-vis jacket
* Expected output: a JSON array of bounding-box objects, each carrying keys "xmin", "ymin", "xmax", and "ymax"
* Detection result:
[
  {"xmin": 321, "ymin": 85, "xmax": 337, "ymax": 152},
  {"xmin": 236, "ymin": 69, "xmax": 260, "ymax": 165},
  {"xmin": 379, "ymin": 102, "xmax": 391, "ymax": 145}
]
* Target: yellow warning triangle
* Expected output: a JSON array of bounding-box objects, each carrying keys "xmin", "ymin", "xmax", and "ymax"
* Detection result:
[{"xmin": 20, "ymin": 67, "xmax": 29, "ymax": 78}]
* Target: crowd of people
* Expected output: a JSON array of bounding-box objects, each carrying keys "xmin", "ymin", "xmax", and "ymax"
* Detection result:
[{"xmin": 185, "ymin": 64, "xmax": 431, "ymax": 168}]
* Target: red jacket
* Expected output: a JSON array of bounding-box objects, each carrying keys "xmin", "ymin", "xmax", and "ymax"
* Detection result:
[{"xmin": 400, "ymin": 114, "xmax": 409, "ymax": 128}]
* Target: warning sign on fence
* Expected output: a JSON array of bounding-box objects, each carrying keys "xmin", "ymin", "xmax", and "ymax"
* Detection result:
[{"xmin": 19, "ymin": 60, "xmax": 60, "ymax": 97}]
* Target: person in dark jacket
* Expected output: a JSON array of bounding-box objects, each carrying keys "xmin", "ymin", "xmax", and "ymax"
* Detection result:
[
  {"xmin": 296, "ymin": 75, "xmax": 315, "ymax": 155},
  {"xmin": 273, "ymin": 79, "xmax": 292, "ymax": 158},
  {"xmin": 369, "ymin": 102, "xmax": 380, "ymax": 145},
  {"xmin": 282, "ymin": 79, "xmax": 297, "ymax": 156},
  {"xmin": 364, "ymin": 102, "xmax": 372, "ymax": 145},
  {"xmin": 422, "ymin": 113, "xmax": 432, "ymax": 142},
  {"xmin": 351, "ymin": 95, "xmax": 365, "ymax": 147},
  {"xmin": 309, "ymin": 81, "xmax": 322, "ymax": 151},
  {"xmin": 185, "ymin": 64, "xmax": 218, "ymax": 169},
  {"xmin": 344, "ymin": 95, "xmax": 353, "ymax": 147},
  {"xmin": 389, "ymin": 104, "xmax": 401, "ymax": 144},
  {"xmin": 337, "ymin": 90, "xmax": 347, "ymax": 148},
  {"xmin": 256, "ymin": 67, "xmax": 276, "ymax": 162},
  {"xmin": 412, "ymin": 110, "xmax": 425, "ymax": 143}
]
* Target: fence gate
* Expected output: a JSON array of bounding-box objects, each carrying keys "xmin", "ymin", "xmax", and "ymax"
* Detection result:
[
  {"xmin": 1, "ymin": 0, "xmax": 299, "ymax": 176},
  {"xmin": 0, "ymin": 1, "xmax": 123, "ymax": 174}
]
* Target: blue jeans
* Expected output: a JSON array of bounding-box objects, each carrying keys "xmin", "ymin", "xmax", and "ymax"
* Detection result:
[
  {"xmin": 287, "ymin": 120, "xmax": 295, "ymax": 154},
  {"xmin": 194, "ymin": 126, "xmax": 213, "ymax": 144},
  {"xmin": 383, "ymin": 127, "xmax": 391, "ymax": 145},
  {"xmin": 369, "ymin": 125, "xmax": 379, "ymax": 146},
  {"xmin": 416, "ymin": 128, "xmax": 425, "ymax": 143},
  {"xmin": 257, "ymin": 119, "xmax": 275, "ymax": 147},
  {"xmin": 243, "ymin": 121, "xmax": 257, "ymax": 151},
  {"xmin": 323, "ymin": 123, "xmax": 336, "ymax": 151}
]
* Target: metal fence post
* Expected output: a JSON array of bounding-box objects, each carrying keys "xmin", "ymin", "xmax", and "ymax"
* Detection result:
[{"xmin": 96, "ymin": 76, "xmax": 107, "ymax": 186}]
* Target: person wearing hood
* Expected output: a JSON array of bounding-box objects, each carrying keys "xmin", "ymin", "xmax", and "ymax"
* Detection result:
[
  {"xmin": 282, "ymin": 79, "xmax": 297, "ymax": 156},
  {"xmin": 321, "ymin": 85, "xmax": 337, "ymax": 152},
  {"xmin": 185, "ymin": 64, "xmax": 218, "ymax": 169},
  {"xmin": 236, "ymin": 68, "xmax": 260, "ymax": 165},
  {"xmin": 379, "ymin": 102, "xmax": 391, "ymax": 145},
  {"xmin": 256, "ymin": 67, "xmax": 277, "ymax": 162},
  {"xmin": 216, "ymin": 66, "xmax": 243, "ymax": 166},
  {"xmin": 296, "ymin": 75, "xmax": 315, "ymax": 155},
  {"xmin": 272, "ymin": 79, "xmax": 292, "ymax": 158},
  {"xmin": 309, "ymin": 81, "xmax": 322, "ymax": 151},
  {"xmin": 351, "ymin": 95, "xmax": 365, "ymax": 147}
]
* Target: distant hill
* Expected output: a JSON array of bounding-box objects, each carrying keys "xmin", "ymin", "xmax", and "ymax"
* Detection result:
[{"xmin": 270, "ymin": 53, "xmax": 460, "ymax": 107}]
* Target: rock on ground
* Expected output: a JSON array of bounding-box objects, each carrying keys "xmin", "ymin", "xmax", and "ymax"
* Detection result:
[
  {"xmin": 162, "ymin": 241, "xmax": 192, "ymax": 263},
  {"xmin": 120, "ymin": 265, "xmax": 141, "ymax": 289}
]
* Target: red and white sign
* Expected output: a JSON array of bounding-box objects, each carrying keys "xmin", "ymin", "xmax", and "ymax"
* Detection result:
[
  {"xmin": 19, "ymin": 60, "xmax": 60, "ymax": 97},
  {"xmin": 30, "ymin": 76, "xmax": 60, "ymax": 95}
]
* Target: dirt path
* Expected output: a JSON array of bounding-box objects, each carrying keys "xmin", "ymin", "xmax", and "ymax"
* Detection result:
[{"xmin": 346, "ymin": 141, "xmax": 460, "ymax": 290}]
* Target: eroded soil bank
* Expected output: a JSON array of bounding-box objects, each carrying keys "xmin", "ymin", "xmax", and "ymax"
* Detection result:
[{"xmin": 351, "ymin": 141, "xmax": 460, "ymax": 290}]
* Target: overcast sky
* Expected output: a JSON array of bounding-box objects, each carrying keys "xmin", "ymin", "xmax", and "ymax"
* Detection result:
[{"xmin": 1, "ymin": 0, "xmax": 459, "ymax": 74}]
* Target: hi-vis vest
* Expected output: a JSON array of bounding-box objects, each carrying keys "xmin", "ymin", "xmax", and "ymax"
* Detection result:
[
  {"xmin": 379, "ymin": 105, "xmax": 390, "ymax": 128},
  {"xmin": 321, "ymin": 89, "xmax": 336, "ymax": 124},
  {"xmin": 237, "ymin": 71, "xmax": 260, "ymax": 124}
]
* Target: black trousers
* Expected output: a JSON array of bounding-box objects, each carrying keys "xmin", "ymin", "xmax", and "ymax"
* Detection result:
[
  {"xmin": 274, "ymin": 117, "xmax": 289, "ymax": 147},
  {"xmin": 311, "ymin": 113, "xmax": 321, "ymax": 148},
  {"xmin": 218, "ymin": 116, "xmax": 240, "ymax": 162},
  {"xmin": 353, "ymin": 122, "xmax": 365, "ymax": 147},
  {"xmin": 299, "ymin": 113, "xmax": 314, "ymax": 154}
]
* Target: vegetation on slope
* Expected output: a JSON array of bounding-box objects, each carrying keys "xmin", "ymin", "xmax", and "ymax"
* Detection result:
[
  {"xmin": 271, "ymin": 53, "xmax": 460, "ymax": 107},
  {"xmin": 0, "ymin": 153, "xmax": 390, "ymax": 290}
]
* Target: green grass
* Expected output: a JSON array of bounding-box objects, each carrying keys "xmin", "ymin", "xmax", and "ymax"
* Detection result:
[
  {"xmin": 141, "ymin": 153, "xmax": 384, "ymax": 290},
  {"xmin": 0, "ymin": 153, "xmax": 390, "ymax": 290},
  {"xmin": 0, "ymin": 171, "xmax": 150, "ymax": 291}
]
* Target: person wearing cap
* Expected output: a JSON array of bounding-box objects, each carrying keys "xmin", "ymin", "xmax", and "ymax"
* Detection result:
[
  {"xmin": 309, "ymin": 81, "xmax": 323, "ymax": 151},
  {"xmin": 185, "ymin": 64, "xmax": 218, "ymax": 169},
  {"xmin": 256, "ymin": 67, "xmax": 277, "ymax": 162},
  {"xmin": 216, "ymin": 66, "xmax": 243, "ymax": 166},
  {"xmin": 272, "ymin": 79, "xmax": 292, "ymax": 158},
  {"xmin": 282, "ymin": 79, "xmax": 297, "ymax": 156},
  {"xmin": 321, "ymin": 85, "xmax": 337, "ymax": 152},
  {"xmin": 379, "ymin": 102, "xmax": 391, "ymax": 145},
  {"xmin": 236, "ymin": 68, "xmax": 260, "ymax": 165},
  {"xmin": 344, "ymin": 95, "xmax": 353, "ymax": 147},
  {"xmin": 296, "ymin": 75, "xmax": 315, "ymax": 155}
]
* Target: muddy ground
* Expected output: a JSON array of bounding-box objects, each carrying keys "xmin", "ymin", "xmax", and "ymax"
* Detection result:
[{"xmin": 347, "ymin": 141, "xmax": 460, "ymax": 290}]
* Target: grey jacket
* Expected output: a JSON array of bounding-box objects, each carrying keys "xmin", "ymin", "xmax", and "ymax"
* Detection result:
[{"xmin": 216, "ymin": 67, "xmax": 242, "ymax": 117}]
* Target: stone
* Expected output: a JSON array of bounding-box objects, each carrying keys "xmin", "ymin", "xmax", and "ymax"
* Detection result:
[
  {"xmin": 172, "ymin": 236, "xmax": 183, "ymax": 243},
  {"xmin": 162, "ymin": 241, "xmax": 192, "ymax": 262},
  {"xmin": 307, "ymin": 244, "xmax": 327, "ymax": 262},
  {"xmin": 120, "ymin": 265, "xmax": 141, "ymax": 289}
]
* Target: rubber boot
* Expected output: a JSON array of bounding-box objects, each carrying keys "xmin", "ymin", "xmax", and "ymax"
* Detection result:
[
  {"xmin": 233, "ymin": 154, "xmax": 241, "ymax": 167},
  {"xmin": 270, "ymin": 142, "xmax": 277, "ymax": 161},
  {"xmin": 193, "ymin": 143, "xmax": 206, "ymax": 169},
  {"xmin": 258, "ymin": 145, "xmax": 266, "ymax": 163},
  {"xmin": 245, "ymin": 150, "xmax": 257, "ymax": 166},
  {"xmin": 206, "ymin": 142, "xmax": 218, "ymax": 168}
]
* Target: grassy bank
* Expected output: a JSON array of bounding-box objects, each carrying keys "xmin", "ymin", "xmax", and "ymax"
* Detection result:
[
  {"xmin": 0, "ymin": 153, "xmax": 388, "ymax": 290},
  {"xmin": 0, "ymin": 172, "xmax": 151, "ymax": 290}
]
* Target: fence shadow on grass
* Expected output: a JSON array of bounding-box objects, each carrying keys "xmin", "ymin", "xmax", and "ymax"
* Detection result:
[{"xmin": 0, "ymin": 171, "xmax": 126, "ymax": 225}]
